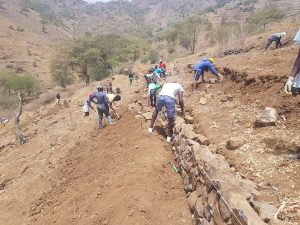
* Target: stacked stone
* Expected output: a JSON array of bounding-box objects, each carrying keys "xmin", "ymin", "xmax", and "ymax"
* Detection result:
[{"xmin": 159, "ymin": 115, "xmax": 272, "ymax": 225}]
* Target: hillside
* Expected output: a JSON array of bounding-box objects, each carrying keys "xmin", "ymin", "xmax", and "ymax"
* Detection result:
[{"xmin": 0, "ymin": 0, "xmax": 300, "ymax": 224}]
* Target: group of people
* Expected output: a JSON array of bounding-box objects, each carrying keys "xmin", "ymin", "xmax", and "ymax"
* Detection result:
[
  {"xmin": 82, "ymin": 29, "xmax": 300, "ymax": 151},
  {"xmin": 83, "ymin": 82, "xmax": 121, "ymax": 129},
  {"xmin": 146, "ymin": 57, "xmax": 221, "ymax": 142},
  {"xmin": 147, "ymin": 29, "xmax": 300, "ymax": 147}
]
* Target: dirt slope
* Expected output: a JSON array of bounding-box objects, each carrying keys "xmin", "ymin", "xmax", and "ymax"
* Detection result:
[{"xmin": 0, "ymin": 76, "xmax": 192, "ymax": 225}]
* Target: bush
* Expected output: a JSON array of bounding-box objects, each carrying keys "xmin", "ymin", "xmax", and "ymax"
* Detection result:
[
  {"xmin": 246, "ymin": 5, "xmax": 284, "ymax": 33},
  {"xmin": 50, "ymin": 58, "xmax": 74, "ymax": 88},
  {"xmin": 90, "ymin": 65, "xmax": 111, "ymax": 81},
  {"xmin": 168, "ymin": 46, "xmax": 175, "ymax": 54},
  {"xmin": 6, "ymin": 75, "xmax": 39, "ymax": 95},
  {"xmin": 148, "ymin": 48, "xmax": 159, "ymax": 64}
]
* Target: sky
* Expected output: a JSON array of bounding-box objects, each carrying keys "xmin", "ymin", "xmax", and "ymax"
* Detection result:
[{"xmin": 84, "ymin": 0, "xmax": 112, "ymax": 3}]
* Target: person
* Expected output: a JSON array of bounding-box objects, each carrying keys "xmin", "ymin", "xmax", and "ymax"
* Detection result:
[
  {"xmin": 144, "ymin": 70, "xmax": 152, "ymax": 87},
  {"xmin": 56, "ymin": 93, "xmax": 61, "ymax": 104},
  {"xmin": 284, "ymin": 29, "xmax": 300, "ymax": 95},
  {"xmin": 193, "ymin": 58, "xmax": 220, "ymax": 92},
  {"xmin": 89, "ymin": 85, "xmax": 113, "ymax": 129},
  {"xmin": 159, "ymin": 60, "xmax": 166, "ymax": 71},
  {"xmin": 159, "ymin": 60, "xmax": 167, "ymax": 77},
  {"xmin": 128, "ymin": 69, "xmax": 134, "ymax": 86},
  {"xmin": 265, "ymin": 32, "xmax": 286, "ymax": 50},
  {"xmin": 148, "ymin": 80, "xmax": 161, "ymax": 107},
  {"xmin": 83, "ymin": 93, "xmax": 95, "ymax": 117},
  {"xmin": 148, "ymin": 78, "xmax": 185, "ymax": 142},
  {"xmin": 151, "ymin": 70, "xmax": 160, "ymax": 84},
  {"xmin": 284, "ymin": 29, "xmax": 300, "ymax": 160},
  {"xmin": 107, "ymin": 93, "xmax": 121, "ymax": 118},
  {"xmin": 154, "ymin": 66, "xmax": 164, "ymax": 79},
  {"xmin": 107, "ymin": 82, "xmax": 114, "ymax": 94}
]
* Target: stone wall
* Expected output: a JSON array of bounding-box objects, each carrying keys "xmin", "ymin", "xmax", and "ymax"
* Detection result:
[{"xmin": 160, "ymin": 116, "xmax": 278, "ymax": 225}]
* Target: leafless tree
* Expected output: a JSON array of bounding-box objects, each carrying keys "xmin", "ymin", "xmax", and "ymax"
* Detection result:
[{"xmin": 14, "ymin": 93, "xmax": 27, "ymax": 144}]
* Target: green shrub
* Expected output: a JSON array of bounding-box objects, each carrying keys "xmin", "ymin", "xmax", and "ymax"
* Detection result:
[
  {"xmin": 167, "ymin": 46, "xmax": 175, "ymax": 54},
  {"xmin": 148, "ymin": 48, "xmax": 159, "ymax": 64},
  {"xmin": 6, "ymin": 75, "xmax": 39, "ymax": 95}
]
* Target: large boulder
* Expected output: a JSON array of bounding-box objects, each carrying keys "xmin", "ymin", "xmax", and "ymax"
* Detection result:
[{"xmin": 255, "ymin": 107, "xmax": 278, "ymax": 127}]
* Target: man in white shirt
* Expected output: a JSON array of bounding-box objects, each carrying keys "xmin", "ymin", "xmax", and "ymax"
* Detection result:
[{"xmin": 148, "ymin": 79, "xmax": 185, "ymax": 142}]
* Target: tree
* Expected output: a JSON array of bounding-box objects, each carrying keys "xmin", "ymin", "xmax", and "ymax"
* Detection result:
[
  {"xmin": 51, "ymin": 35, "xmax": 149, "ymax": 87},
  {"xmin": 246, "ymin": 5, "xmax": 284, "ymax": 32},
  {"xmin": 50, "ymin": 56, "xmax": 75, "ymax": 88},
  {"xmin": 5, "ymin": 75, "xmax": 39, "ymax": 95},
  {"xmin": 178, "ymin": 17, "xmax": 212, "ymax": 54},
  {"xmin": 157, "ymin": 16, "xmax": 211, "ymax": 54}
]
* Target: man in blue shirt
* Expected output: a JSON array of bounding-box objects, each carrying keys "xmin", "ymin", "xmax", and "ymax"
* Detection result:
[
  {"xmin": 193, "ymin": 58, "xmax": 219, "ymax": 91},
  {"xmin": 89, "ymin": 84, "xmax": 113, "ymax": 129}
]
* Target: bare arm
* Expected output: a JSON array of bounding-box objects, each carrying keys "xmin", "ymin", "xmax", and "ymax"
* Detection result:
[
  {"xmin": 109, "ymin": 102, "xmax": 116, "ymax": 113},
  {"xmin": 291, "ymin": 48, "xmax": 300, "ymax": 77},
  {"xmin": 177, "ymin": 91, "xmax": 185, "ymax": 117}
]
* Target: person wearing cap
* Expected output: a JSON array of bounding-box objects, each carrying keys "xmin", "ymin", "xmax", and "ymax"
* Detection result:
[
  {"xmin": 148, "ymin": 78, "xmax": 185, "ymax": 142},
  {"xmin": 193, "ymin": 58, "xmax": 219, "ymax": 92},
  {"xmin": 159, "ymin": 60, "xmax": 166, "ymax": 70},
  {"xmin": 265, "ymin": 32, "xmax": 286, "ymax": 50},
  {"xmin": 89, "ymin": 84, "xmax": 113, "ymax": 128},
  {"xmin": 107, "ymin": 93, "xmax": 121, "ymax": 118}
]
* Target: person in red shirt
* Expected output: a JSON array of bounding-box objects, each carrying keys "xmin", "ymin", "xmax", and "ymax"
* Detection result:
[
  {"xmin": 159, "ymin": 60, "xmax": 166, "ymax": 78},
  {"xmin": 159, "ymin": 60, "xmax": 166, "ymax": 70}
]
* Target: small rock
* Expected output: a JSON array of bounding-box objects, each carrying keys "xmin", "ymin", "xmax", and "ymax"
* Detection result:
[
  {"xmin": 201, "ymin": 219, "xmax": 210, "ymax": 225},
  {"xmin": 252, "ymin": 201, "xmax": 277, "ymax": 223},
  {"xmin": 142, "ymin": 112, "xmax": 152, "ymax": 120},
  {"xmin": 135, "ymin": 90, "xmax": 140, "ymax": 94},
  {"xmin": 184, "ymin": 114, "xmax": 194, "ymax": 124},
  {"xmin": 226, "ymin": 137, "xmax": 246, "ymax": 150},
  {"xmin": 195, "ymin": 198, "xmax": 204, "ymax": 218},
  {"xmin": 255, "ymin": 107, "xmax": 278, "ymax": 127},
  {"xmin": 186, "ymin": 139, "xmax": 199, "ymax": 146},
  {"xmin": 187, "ymin": 191, "xmax": 198, "ymax": 212},
  {"xmin": 197, "ymin": 134, "xmax": 210, "ymax": 146},
  {"xmin": 187, "ymin": 64, "xmax": 194, "ymax": 69},
  {"xmin": 219, "ymin": 198, "xmax": 231, "ymax": 222},
  {"xmin": 199, "ymin": 97, "xmax": 207, "ymax": 105},
  {"xmin": 226, "ymin": 94, "xmax": 234, "ymax": 101},
  {"xmin": 208, "ymin": 77, "xmax": 217, "ymax": 84}
]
